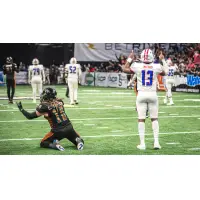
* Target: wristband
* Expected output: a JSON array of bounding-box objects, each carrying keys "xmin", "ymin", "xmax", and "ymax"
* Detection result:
[{"xmin": 127, "ymin": 57, "xmax": 132, "ymax": 63}]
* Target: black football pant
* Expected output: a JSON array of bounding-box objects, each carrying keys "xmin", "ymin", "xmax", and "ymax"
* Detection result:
[
  {"xmin": 40, "ymin": 123, "xmax": 84, "ymax": 148},
  {"xmin": 6, "ymin": 79, "xmax": 15, "ymax": 101},
  {"xmin": 66, "ymin": 84, "xmax": 69, "ymax": 97}
]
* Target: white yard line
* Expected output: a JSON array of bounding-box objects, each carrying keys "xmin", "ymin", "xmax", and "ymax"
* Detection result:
[
  {"xmin": 0, "ymin": 115, "xmax": 200, "ymax": 123},
  {"xmin": 1, "ymin": 105, "xmax": 200, "ymax": 112},
  {"xmin": 0, "ymin": 131, "xmax": 200, "ymax": 142}
]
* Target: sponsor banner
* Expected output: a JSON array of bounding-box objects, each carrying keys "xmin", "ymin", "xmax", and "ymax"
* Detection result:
[
  {"xmin": 81, "ymin": 72, "xmax": 128, "ymax": 88},
  {"xmin": 107, "ymin": 73, "xmax": 119, "ymax": 87},
  {"xmin": 173, "ymin": 74, "xmax": 200, "ymax": 93},
  {"xmin": 0, "ymin": 71, "xmax": 4, "ymax": 86},
  {"xmin": 187, "ymin": 74, "xmax": 200, "ymax": 87},
  {"xmin": 118, "ymin": 73, "xmax": 128, "ymax": 88},
  {"xmin": 15, "ymin": 72, "xmax": 28, "ymax": 84},
  {"xmin": 95, "ymin": 73, "xmax": 107, "ymax": 87},
  {"xmin": 84, "ymin": 72, "xmax": 95, "ymax": 86},
  {"xmin": 74, "ymin": 43, "xmax": 189, "ymax": 62}
]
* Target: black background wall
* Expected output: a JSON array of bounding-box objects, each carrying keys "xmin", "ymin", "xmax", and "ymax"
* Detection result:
[{"xmin": 0, "ymin": 43, "xmax": 74, "ymax": 67}]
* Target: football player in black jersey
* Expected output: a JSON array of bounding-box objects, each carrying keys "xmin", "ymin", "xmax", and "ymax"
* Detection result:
[
  {"xmin": 16, "ymin": 87, "xmax": 84, "ymax": 151},
  {"xmin": 3, "ymin": 57, "xmax": 19, "ymax": 103}
]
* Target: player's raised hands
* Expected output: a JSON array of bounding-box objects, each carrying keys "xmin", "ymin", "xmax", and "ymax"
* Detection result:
[
  {"xmin": 128, "ymin": 50, "xmax": 135, "ymax": 60},
  {"xmin": 16, "ymin": 101, "xmax": 23, "ymax": 112}
]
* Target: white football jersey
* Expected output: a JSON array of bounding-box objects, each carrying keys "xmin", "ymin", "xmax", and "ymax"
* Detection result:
[
  {"xmin": 166, "ymin": 65, "xmax": 178, "ymax": 79},
  {"xmin": 29, "ymin": 64, "xmax": 44, "ymax": 78},
  {"xmin": 65, "ymin": 64, "xmax": 82, "ymax": 80},
  {"xmin": 130, "ymin": 62, "xmax": 163, "ymax": 92}
]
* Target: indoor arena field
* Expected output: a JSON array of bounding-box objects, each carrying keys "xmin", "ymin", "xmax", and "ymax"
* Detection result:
[{"xmin": 0, "ymin": 85, "xmax": 200, "ymax": 155}]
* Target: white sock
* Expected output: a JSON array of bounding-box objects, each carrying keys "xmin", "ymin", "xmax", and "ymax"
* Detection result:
[
  {"xmin": 152, "ymin": 120, "xmax": 159, "ymax": 144},
  {"xmin": 138, "ymin": 122, "xmax": 145, "ymax": 145}
]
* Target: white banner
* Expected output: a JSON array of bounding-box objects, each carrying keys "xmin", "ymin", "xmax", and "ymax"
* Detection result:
[
  {"xmin": 95, "ymin": 73, "xmax": 107, "ymax": 87},
  {"xmin": 16, "ymin": 72, "xmax": 28, "ymax": 84},
  {"xmin": 74, "ymin": 43, "xmax": 186, "ymax": 62}
]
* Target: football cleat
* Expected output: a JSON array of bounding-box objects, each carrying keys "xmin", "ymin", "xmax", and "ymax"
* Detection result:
[
  {"xmin": 33, "ymin": 100, "xmax": 36, "ymax": 103},
  {"xmin": 154, "ymin": 143, "xmax": 161, "ymax": 150},
  {"xmin": 163, "ymin": 98, "xmax": 167, "ymax": 104},
  {"xmin": 53, "ymin": 140, "xmax": 65, "ymax": 151},
  {"xmin": 137, "ymin": 144, "xmax": 146, "ymax": 150},
  {"xmin": 77, "ymin": 142, "xmax": 84, "ymax": 150},
  {"xmin": 70, "ymin": 102, "xmax": 75, "ymax": 105},
  {"xmin": 74, "ymin": 100, "xmax": 79, "ymax": 105},
  {"xmin": 76, "ymin": 137, "xmax": 84, "ymax": 150},
  {"xmin": 55, "ymin": 144, "xmax": 65, "ymax": 151}
]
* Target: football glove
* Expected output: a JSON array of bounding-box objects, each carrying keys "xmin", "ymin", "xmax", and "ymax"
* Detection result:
[{"xmin": 16, "ymin": 101, "xmax": 23, "ymax": 112}]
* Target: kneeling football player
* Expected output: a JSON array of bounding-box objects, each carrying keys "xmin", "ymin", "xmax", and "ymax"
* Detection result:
[{"xmin": 16, "ymin": 87, "xmax": 84, "ymax": 151}]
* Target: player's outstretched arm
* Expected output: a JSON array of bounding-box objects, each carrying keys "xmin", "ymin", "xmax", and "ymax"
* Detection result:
[
  {"xmin": 122, "ymin": 50, "xmax": 135, "ymax": 74},
  {"xmin": 16, "ymin": 102, "xmax": 40, "ymax": 120},
  {"xmin": 159, "ymin": 52, "xmax": 169, "ymax": 75}
]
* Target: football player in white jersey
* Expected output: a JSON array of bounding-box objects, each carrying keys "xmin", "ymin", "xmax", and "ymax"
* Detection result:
[
  {"xmin": 123, "ymin": 49, "xmax": 168, "ymax": 150},
  {"xmin": 28, "ymin": 58, "xmax": 45, "ymax": 103},
  {"xmin": 163, "ymin": 59, "xmax": 178, "ymax": 105},
  {"xmin": 65, "ymin": 57, "xmax": 82, "ymax": 105}
]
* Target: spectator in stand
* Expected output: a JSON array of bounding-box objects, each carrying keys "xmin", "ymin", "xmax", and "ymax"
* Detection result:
[
  {"xmin": 19, "ymin": 62, "xmax": 26, "ymax": 71},
  {"xmin": 88, "ymin": 64, "xmax": 95, "ymax": 72},
  {"xmin": 50, "ymin": 61, "xmax": 57, "ymax": 85},
  {"xmin": 193, "ymin": 51, "xmax": 200, "ymax": 65}
]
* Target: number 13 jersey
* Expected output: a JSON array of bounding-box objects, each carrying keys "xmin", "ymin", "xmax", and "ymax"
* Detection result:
[{"xmin": 130, "ymin": 63, "xmax": 163, "ymax": 92}]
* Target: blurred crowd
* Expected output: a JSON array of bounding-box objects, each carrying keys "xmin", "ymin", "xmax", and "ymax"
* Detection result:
[
  {"xmin": 2, "ymin": 44, "xmax": 200, "ymax": 83},
  {"xmin": 80, "ymin": 43, "xmax": 200, "ymax": 76}
]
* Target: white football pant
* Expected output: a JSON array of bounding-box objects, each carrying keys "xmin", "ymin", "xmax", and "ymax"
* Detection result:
[
  {"xmin": 136, "ymin": 91, "xmax": 158, "ymax": 119},
  {"xmin": 31, "ymin": 76, "xmax": 43, "ymax": 102},
  {"xmin": 68, "ymin": 78, "xmax": 78, "ymax": 104},
  {"xmin": 165, "ymin": 79, "xmax": 175, "ymax": 99}
]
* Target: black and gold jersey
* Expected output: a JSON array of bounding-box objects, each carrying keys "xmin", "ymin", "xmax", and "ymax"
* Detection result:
[{"xmin": 36, "ymin": 99, "xmax": 70, "ymax": 129}]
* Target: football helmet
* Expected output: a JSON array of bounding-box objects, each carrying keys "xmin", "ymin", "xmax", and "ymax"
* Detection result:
[
  {"xmin": 32, "ymin": 58, "xmax": 39, "ymax": 65},
  {"xmin": 6, "ymin": 57, "xmax": 13, "ymax": 64},
  {"xmin": 40, "ymin": 87, "xmax": 57, "ymax": 101},
  {"xmin": 140, "ymin": 49, "xmax": 154, "ymax": 63},
  {"xmin": 70, "ymin": 57, "xmax": 77, "ymax": 64}
]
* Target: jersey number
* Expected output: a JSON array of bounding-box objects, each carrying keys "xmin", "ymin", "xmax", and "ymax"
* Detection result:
[
  {"xmin": 69, "ymin": 66, "xmax": 76, "ymax": 74},
  {"xmin": 168, "ymin": 69, "xmax": 174, "ymax": 76},
  {"xmin": 33, "ymin": 68, "xmax": 40, "ymax": 75},
  {"xmin": 52, "ymin": 104, "xmax": 67, "ymax": 123},
  {"xmin": 142, "ymin": 70, "xmax": 153, "ymax": 86}
]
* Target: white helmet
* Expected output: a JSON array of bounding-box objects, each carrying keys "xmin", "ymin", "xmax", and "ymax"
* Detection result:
[
  {"xmin": 32, "ymin": 58, "xmax": 39, "ymax": 65},
  {"xmin": 70, "ymin": 57, "xmax": 77, "ymax": 64},
  {"xmin": 140, "ymin": 49, "xmax": 154, "ymax": 63}
]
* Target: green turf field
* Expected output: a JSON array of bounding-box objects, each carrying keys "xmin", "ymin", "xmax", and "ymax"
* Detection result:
[{"xmin": 0, "ymin": 85, "xmax": 200, "ymax": 155}]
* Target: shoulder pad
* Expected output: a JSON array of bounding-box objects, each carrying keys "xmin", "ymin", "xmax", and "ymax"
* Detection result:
[{"xmin": 36, "ymin": 103, "xmax": 51, "ymax": 113}]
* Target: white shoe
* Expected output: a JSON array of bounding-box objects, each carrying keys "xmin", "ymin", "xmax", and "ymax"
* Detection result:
[
  {"xmin": 70, "ymin": 102, "xmax": 75, "ymax": 105},
  {"xmin": 77, "ymin": 142, "xmax": 84, "ymax": 150},
  {"xmin": 167, "ymin": 102, "xmax": 173, "ymax": 106},
  {"xmin": 170, "ymin": 101, "xmax": 174, "ymax": 105},
  {"xmin": 163, "ymin": 99, "xmax": 167, "ymax": 104},
  {"xmin": 53, "ymin": 140, "xmax": 65, "ymax": 151},
  {"xmin": 33, "ymin": 100, "xmax": 36, "ymax": 103},
  {"xmin": 55, "ymin": 144, "xmax": 65, "ymax": 151},
  {"xmin": 154, "ymin": 143, "xmax": 161, "ymax": 150},
  {"xmin": 137, "ymin": 144, "xmax": 146, "ymax": 150}
]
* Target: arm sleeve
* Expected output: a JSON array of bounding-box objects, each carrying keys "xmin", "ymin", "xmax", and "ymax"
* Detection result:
[
  {"xmin": 64, "ymin": 65, "xmax": 68, "ymax": 78},
  {"xmin": 21, "ymin": 109, "xmax": 39, "ymax": 120}
]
